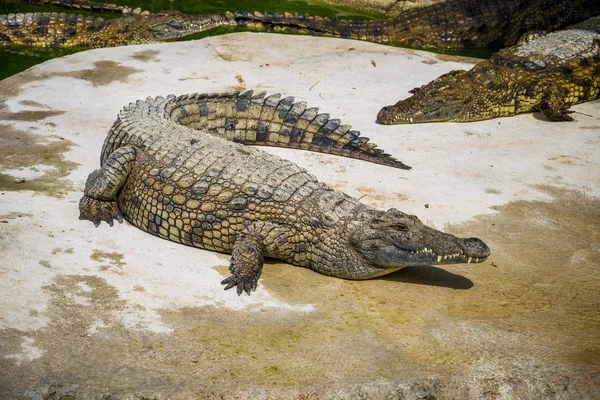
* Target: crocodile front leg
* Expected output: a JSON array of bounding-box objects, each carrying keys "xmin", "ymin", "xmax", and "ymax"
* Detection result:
[
  {"xmin": 539, "ymin": 85, "xmax": 574, "ymax": 122},
  {"xmin": 221, "ymin": 222, "xmax": 289, "ymax": 295},
  {"xmin": 79, "ymin": 146, "xmax": 136, "ymax": 227}
]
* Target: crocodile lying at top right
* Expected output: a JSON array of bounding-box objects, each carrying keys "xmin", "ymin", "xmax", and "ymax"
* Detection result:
[{"xmin": 376, "ymin": 17, "xmax": 600, "ymax": 124}]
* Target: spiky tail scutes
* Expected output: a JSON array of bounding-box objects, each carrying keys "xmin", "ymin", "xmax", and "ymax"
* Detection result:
[{"xmin": 165, "ymin": 90, "xmax": 410, "ymax": 170}]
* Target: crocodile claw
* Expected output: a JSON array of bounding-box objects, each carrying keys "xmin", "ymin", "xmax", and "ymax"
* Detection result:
[
  {"xmin": 79, "ymin": 195, "xmax": 124, "ymax": 227},
  {"xmin": 221, "ymin": 275, "xmax": 257, "ymax": 296}
]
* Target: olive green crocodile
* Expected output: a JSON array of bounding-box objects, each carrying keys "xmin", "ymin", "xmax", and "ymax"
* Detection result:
[
  {"xmin": 3, "ymin": 0, "xmax": 598, "ymax": 50},
  {"xmin": 0, "ymin": 11, "xmax": 217, "ymax": 48},
  {"xmin": 217, "ymin": 0, "xmax": 597, "ymax": 49},
  {"xmin": 23, "ymin": 0, "xmax": 149, "ymax": 14},
  {"xmin": 79, "ymin": 91, "xmax": 490, "ymax": 295},
  {"xmin": 376, "ymin": 27, "xmax": 600, "ymax": 123}
]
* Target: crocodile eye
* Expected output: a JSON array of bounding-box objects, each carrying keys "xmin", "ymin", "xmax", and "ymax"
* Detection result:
[
  {"xmin": 388, "ymin": 224, "xmax": 409, "ymax": 231},
  {"xmin": 372, "ymin": 219, "xmax": 409, "ymax": 231}
]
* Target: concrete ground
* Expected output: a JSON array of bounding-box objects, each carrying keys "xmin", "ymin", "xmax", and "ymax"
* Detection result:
[{"xmin": 0, "ymin": 33, "xmax": 599, "ymax": 399}]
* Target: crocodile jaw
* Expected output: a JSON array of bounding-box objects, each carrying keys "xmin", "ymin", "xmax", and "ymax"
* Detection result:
[
  {"xmin": 358, "ymin": 236, "xmax": 490, "ymax": 269},
  {"xmin": 346, "ymin": 208, "xmax": 490, "ymax": 277},
  {"xmin": 376, "ymin": 100, "xmax": 464, "ymax": 124}
]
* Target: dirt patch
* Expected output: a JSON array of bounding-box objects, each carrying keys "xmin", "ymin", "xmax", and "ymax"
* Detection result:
[
  {"xmin": 0, "ymin": 60, "xmax": 143, "ymax": 101},
  {"xmin": 90, "ymin": 249, "xmax": 126, "ymax": 273},
  {"xmin": 485, "ymin": 188, "xmax": 502, "ymax": 194},
  {"xmin": 447, "ymin": 185, "xmax": 600, "ymax": 366},
  {"xmin": 0, "ymin": 124, "xmax": 79, "ymax": 196},
  {"xmin": 215, "ymin": 42, "xmax": 253, "ymax": 63},
  {"xmin": 0, "ymin": 98, "xmax": 66, "ymax": 122},
  {"xmin": 52, "ymin": 60, "xmax": 143, "ymax": 87},
  {"xmin": 130, "ymin": 49, "xmax": 161, "ymax": 63}
]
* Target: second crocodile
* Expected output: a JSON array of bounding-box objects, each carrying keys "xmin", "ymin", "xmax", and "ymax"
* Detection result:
[
  {"xmin": 0, "ymin": 11, "xmax": 217, "ymax": 48},
  {"xmin": 3, "ymin": 0, "xmax": 599, "ymax": 50},
  {"xmin": 377, "ymin": 28, "xmax": 600, "ymax": 124}
]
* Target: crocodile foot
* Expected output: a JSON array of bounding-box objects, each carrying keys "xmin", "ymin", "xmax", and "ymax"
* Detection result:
[
  {"xmin": 79, "ymin": 195, "xmax": 123, "ymax": 227},
  {"xmin": 221, "ymin": 235, "xmax": 264, "ymax": 295},
  {"xmin": 221, "ymin": 273, "xmax": 259, "ymax": 296}
]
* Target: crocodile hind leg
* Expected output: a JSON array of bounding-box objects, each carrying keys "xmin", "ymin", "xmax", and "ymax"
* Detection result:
[
  {"xmin": 79, "ymin": 146, "xmax": 137, "ymax": 227},
  {"xmin": 221, "ymin": 222, "xmax": 289, "ymax": 295}
]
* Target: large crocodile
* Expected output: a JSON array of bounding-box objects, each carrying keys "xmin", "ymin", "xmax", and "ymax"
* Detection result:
[
  {"xmin": 79, "ymin": 91, "xmax": 490, "ymax": 295},
  {"xmin": 217, "ymin": 0, "xmax": 598, "ymax": 50},
  {"xmin": 377, "ymin": 27, "xmax": 600, "ymax": 123},
  {"xmin": 0, "ymin": 11, "xmax": 217, "ymax": 48},
  {"xmin": 3, "ymin": 0, "xmax": 598, "ymax": 50}
]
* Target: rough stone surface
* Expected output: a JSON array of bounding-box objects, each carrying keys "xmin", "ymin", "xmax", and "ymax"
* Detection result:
[{"xmin": 0, "ymin": 33, "xmax": 599, "ymax": 398}]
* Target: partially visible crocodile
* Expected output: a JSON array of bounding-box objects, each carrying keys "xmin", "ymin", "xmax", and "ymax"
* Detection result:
[
  {"xmin": 0, "ymin": 11, "xmax": 217, "ymax": 48},
  {"xmin": 79, "ymin": 91, "xmax": 490, "ymax": 295},
  {"xmin": 376, "ymin": 27, "xmax": 600, "ymax": 123},
  {"xmin": 216, "ymin": 0, "xmax": 598, "ymax": 49},
  {"xmin": 3, "ymin": 0, "xmax": 599, "ymax": 50},
  {"xmin": 22, "ymin": 0, "xmax": 150, "ymax": 15}
]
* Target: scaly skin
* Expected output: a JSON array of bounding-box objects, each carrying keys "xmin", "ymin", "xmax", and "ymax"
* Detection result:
[
  {"xmin": 23, "ymin": 0, "xmax": 149, "ymax": 14},
  {"xmin": 4, "ymin": 0, "xmax": 599, "ymax": 49},
  {"xmin": 377, "ymin": 28, "xmax": 600, "ymax": 124},
  {"xmin": 0, "ymin": 11, "xmax": 218, "ymax": 48},
  {"xmin": 79, "ymin": 91, "xmax": 490, "ymax": 295},
  {"xmin": 218, "ymin": 0, "xmax": 598, "ymax": 49}
]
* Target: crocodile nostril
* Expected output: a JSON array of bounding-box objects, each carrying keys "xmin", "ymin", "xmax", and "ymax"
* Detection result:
[{"xmin": 462, "ymin": 237, "xmax": 490, "ymax": 259}]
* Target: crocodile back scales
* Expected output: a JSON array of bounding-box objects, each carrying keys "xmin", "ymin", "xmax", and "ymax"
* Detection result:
[{"xmin": 103, "ymin": 92, "xmax": 389, "ymax": 273}]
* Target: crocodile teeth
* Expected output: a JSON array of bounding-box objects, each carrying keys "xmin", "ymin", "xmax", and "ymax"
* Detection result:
[
  {"xmin": 467, "ymin": 257, "xmax": 472, "ymax": 264},
  {"xmin": 437, "ymin": 255, "xmax": 442, "ymax": 262}
]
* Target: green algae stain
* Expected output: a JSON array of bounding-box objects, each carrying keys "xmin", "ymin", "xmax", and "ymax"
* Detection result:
[
  {"xmin": 442, "ymin": 185, "xmax": 600, "ymax": 367},
  {"xmin": 0, "ymin": 124, "xmax": 79, "ymax": 197}
]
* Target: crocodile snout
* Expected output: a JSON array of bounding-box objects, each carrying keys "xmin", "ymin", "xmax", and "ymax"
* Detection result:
[{"xmin": 462, "ymin": 237, "xmax": 490, "ymax": 260}]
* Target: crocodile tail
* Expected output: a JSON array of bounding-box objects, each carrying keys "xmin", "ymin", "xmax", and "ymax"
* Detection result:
[
  {"xmin": 167, "ymin": 90, "xmax": 410, "ymax": 170},
  {"xmin": 220, "ymin": 11, "xmax": 393, "ymax": 44}
]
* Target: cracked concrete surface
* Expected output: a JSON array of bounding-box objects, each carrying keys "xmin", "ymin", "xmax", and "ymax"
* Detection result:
[{"xmin": 0, "ymin": 33, "xmax": 599, "ymax": 399}]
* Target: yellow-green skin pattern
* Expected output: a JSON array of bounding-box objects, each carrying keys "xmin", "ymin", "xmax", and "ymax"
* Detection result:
[
  {"xmin": 79, "ymin": 92, "xmax": 490, "ymax": 295},
  {"xmin": 4, "ymin": 0, "xmax": 598, "ymax": 50},
  {"xmin": 377, "ymin": 29, "xmax": 600, "ymax": 124},
  {"xmin": 224, "ymin": 0, "xmax": 597, "ymax": 49},
  {"xmin": 0, "ymin": 11, "xmax": 217, "ymax": 48}
]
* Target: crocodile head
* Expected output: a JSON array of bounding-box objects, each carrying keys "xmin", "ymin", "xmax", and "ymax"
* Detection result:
[
  {"xmin": 335, "ymin": 207, "xmax": 490, "ymax": 278},
  {"xmin": 138, "ymin": 12, "xmax": 224, "ymax": 41},
  {"xmin": 377, "ymin": 69, "xmax": 493, "ymax": 124}
]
